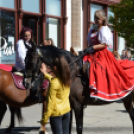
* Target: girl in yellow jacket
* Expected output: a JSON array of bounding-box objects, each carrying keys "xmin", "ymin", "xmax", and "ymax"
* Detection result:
[{"xmin": 40, "ymin": 56, "xmax": 71, "ymax": 134}]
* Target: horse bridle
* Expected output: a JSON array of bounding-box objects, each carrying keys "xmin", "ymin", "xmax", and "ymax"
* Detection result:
[{"xmin": 25, "ymin": 51, "xmax": 52, "ymax": 79}]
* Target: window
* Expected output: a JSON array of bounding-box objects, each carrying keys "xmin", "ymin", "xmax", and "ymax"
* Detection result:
[
  {"xmin": 108, "ymin": 7, "xmax": 114, "ymax": 24},
  {"xmin": 118, "ymin": 36, "xmax": 125, "ymax": 55},
  {"xmin": 46, "ymin": 0, "xmax": 61, "ymax": 16},
  {"xmin": 46, "ymin": 18, "xmax": 61, "ymax": 47},
  {"xmin": 0, "ymin": 10, "xmax": 15, "ymax": 64},
  {"xmin": 90, "ymin": 4, "xmax": 103, "ymax": 22},
  {"xmin": 0, "ymin": 0, "xmax": 14, "ymax": 9},
  {"xmin": 22, "ymin": 0, "xmax": 39, "ymax": 13}
]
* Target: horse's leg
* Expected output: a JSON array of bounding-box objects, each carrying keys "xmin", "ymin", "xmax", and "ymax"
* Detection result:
[
  {"xmin": 122, "ymin": 94, "xmax": 134, "ymax": 133},
  {"xmin": 0, "ymin": 101, "xmax": 7, "ymax": 126},
  {"xmin": 73, "ymin": 102, "xmax": 84, "ymax": 134}
]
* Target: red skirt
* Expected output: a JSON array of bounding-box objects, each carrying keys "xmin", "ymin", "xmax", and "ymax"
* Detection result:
[{"xmin": 83, "ymin": 48, "xmax": 134, "ymax": 101}]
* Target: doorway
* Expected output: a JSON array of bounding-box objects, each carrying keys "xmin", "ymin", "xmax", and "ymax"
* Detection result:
[{"xmin": 22, "ymin": 17, "xmax": 41, "ymax": 46}]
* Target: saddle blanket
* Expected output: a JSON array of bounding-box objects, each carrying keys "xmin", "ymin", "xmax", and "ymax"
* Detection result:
[
  {"xmin": 0, "ymin": 64, "xmax": 12, "ymax": 71},
  {"xmin": 12, "ymin": 73, "xmax": 49, "ymax": 90}
]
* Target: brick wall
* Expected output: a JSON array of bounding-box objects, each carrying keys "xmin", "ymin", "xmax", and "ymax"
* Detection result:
[{"xmin": 71, "ymin": 0, "xmax": 81, "ymax": 48}]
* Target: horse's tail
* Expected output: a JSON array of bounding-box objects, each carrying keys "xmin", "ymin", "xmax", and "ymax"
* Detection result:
[
  {"xmin": 9, "ymin": 107, "xmax": 23, "ymax": 123},
  {"xmin": 16, "ymin": 108, "xmax": 23, "ymax": 123},
  {"xmin": 70, "ymin": 46, "xmax": 78, "ymax": 56}
]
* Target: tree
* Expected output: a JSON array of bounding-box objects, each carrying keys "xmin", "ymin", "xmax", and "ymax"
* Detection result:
[{"xmin": 109, "ymin": 0, "xmax": 134, "ymax": 51}]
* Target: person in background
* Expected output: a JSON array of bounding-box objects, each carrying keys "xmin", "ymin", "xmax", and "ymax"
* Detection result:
[
  {"xmin": 14, "ymin": 27, "xmax": 34, "ymax": 71},
  {"xmin": 112, "ymin": 51, "xmax": 121, "ymax": 60},
  {"xmin": 120, "ymin": 50, "xmax": 127, "ymax": 59},
  {"xmin": 42, "ymin": 39, "xmax": 49, "ymax": 46},
  {"xmin": 47, "ymin": 38, "xmax": 55, "ymax": 46},
  {"xmin": 40, "ymin": 56, "xmax": 71, "ymax": 134},
  {"xmin": 126, "ymin": 50, "xmax": 132, "ymax": 60},
  {"xmin": 41, "ymin": 38, "xmax": 55, "ymax": 46}
]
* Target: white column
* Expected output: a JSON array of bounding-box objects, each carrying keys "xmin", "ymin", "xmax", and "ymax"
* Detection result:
[
  {"xmin": 66, "ymin": 0, "xmax": 71, "ymax": 51},
  {"xmin": 118, "ymin": 37, "xmax": 125, "ymax": 55},
  {"xmin": 71, "ymin": 0, "xmax": 82, "ymax": 52}
]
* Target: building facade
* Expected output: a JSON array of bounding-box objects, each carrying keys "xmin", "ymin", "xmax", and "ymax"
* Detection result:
[
  {"xmin": 0, "ymin": 0, "xmax": 69, "ymax": 65},
  {"xmin": 71, "ymin": 0, "xmax": 123, "ymax": 53},
  {"xmin": 0, "ymin": 0, "xmax": 124, "ymax": 65}
]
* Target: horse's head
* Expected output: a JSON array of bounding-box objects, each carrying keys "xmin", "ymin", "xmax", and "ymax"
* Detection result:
[
  {"xmin": 24, "ymin": 44, "xmax": 78, "ymax": 89},
  {"xmin": 24, "ymin": 45, "xmax": 59, "ymax": 89},
  {"xmin": 24, "ymin": 43, "xmax": 43, "ymax": 89}
]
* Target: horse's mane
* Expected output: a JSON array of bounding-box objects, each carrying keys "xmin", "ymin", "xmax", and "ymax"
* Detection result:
[{"xmin": 37, "ymin": 45, "xmax": 76, "ymax": 64}]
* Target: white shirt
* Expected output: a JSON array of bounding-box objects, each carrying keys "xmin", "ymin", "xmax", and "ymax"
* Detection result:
[
  {"xmin": 87, "ymin": 26, "xmax": 113, "ymax": 50},
  {"xmin": 15, "ymin": 39, "xmax": 32, "ymax": 71}
]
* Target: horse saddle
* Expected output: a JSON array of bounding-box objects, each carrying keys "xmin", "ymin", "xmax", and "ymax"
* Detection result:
[
  {"xmin": 11, "ymin": 72, "xmax": 49, "ymax": 90},
  {"xmin": 12, "ymin": 73, "xmax": 25, "ymax": 89}
]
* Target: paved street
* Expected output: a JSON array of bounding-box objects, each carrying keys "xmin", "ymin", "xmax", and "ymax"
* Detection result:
[{"xmin": 0, "ymin": 101, "xmax": 133, "ymax": 134}]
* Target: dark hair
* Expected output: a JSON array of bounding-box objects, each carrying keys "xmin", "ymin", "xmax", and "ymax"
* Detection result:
[
  {"xmin": 52, "ymin": 56, "xmax": 70, "ymax": 87},
  {"xmin": 20, "ymin": 27, "xmax": 33, "ymax": 42}
]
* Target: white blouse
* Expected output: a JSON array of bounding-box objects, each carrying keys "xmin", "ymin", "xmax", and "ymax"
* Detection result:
[
  {"xmin": 87, "ymin": 26, "xmax": 113, "ymax": 50},
  {"xmin": 15, "ymin": 39, "xmax": 32, "ymax": 71}
]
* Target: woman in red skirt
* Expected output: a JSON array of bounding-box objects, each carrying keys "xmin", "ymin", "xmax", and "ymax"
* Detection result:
[{"xmin": 83, "ymin": 10, "xmax": 134, "ymax": 102}]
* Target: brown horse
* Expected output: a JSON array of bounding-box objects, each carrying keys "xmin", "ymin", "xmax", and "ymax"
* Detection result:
[
  {"xmin": 0, "ymin": 69, "xmax": 48, "ymax": 133},
  {"xmin": 23, "ymin": 44, "xmax": 134, "ymax": 134}
]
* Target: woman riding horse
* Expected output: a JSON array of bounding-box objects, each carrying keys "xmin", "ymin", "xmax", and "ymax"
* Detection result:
[{"xmin": 82, "ymin": 10, "xmax": 134, "ymax": 102}]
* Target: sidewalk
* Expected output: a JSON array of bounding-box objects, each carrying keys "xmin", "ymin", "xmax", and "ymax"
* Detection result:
[{"xmin": 0, "ymin": 102, "xmax": 133, "ymax": 134}]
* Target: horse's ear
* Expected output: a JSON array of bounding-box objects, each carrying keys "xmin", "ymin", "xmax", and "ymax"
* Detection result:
[{"xmin": 31, "ymin": 41, "xmax": 36, "ymax": 52}]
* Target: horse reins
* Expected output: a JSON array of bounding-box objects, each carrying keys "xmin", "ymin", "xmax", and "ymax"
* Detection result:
[{"xmin": 69, "ymin": 53, "xmax": 85, "ymax": 66}]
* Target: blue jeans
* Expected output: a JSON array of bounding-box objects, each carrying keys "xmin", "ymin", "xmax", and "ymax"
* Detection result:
[{"xmin": 50, "ymin": 112, "xmax": 70, "ymax": 134}]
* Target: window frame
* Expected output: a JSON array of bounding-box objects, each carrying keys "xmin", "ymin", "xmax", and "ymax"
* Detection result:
[
  {"xmin": 43, "ymin": 0, "xmax": 67, "ymax": 48},
  {"xmin": 19, "ymin": 0, "xmax": 42, "ymax": 16},
  {"xmin": 0, "ymin": 0, "xmax": 18, "ymax": 66},
  {"xmin": 83, "ymin": 1, "xmax": 118, "ymax": 51},
  {"xmin": 0, "ymin": 0, "xmax": 17, "ymax": 66}
]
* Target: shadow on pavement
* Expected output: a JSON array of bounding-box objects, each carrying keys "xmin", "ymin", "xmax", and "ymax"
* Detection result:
[
  {"xmin": 0, "ymin": 126, "xmax": 132, "ymax": 133},
  {"xmin": 0, "ymin": 127, "xmax": 40, "ymax": 134},
  {"xmin": 115, "ymin": 100, "xmax": 122, "ymax": 103},
  {"xmin": 116, "ymin": 110, "xmax": 127, "ymax": 113}
]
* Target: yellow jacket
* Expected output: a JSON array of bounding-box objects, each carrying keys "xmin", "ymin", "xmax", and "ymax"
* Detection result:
[{"xmin": 41, "ymin": 73, "xmax": 71, "ymax": 124}]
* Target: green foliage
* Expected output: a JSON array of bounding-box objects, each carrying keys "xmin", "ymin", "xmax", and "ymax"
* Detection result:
[{"xmin": 109, "ymin": 0, "xmax": 134, "ymax": 49}]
